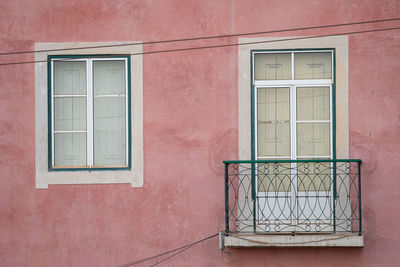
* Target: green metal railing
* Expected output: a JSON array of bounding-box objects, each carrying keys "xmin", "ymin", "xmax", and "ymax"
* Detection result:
[{"xmin": 224, "ymin": 159, "xmax": 362, "ymax": 234}]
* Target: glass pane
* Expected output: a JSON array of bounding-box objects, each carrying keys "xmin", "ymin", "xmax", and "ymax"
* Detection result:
[
  {"xmin": 54, "ymin": 61, "xmax": 86, "ymax": 95},
  {"xmin": 258, "ymin": 87, "xmax": 290, "ymax": 121},
  {"xmin": 54, "ymin": 97, "xmax": 86, "ymax": 131},
  {"xmin": 93, "ymin": 97, "xmax": 126, "ymax": 166},
  {"xmin": 297, "ymin": 87, "xmax": 330, "ymax": 121},
  {"xmin": 93, "ymin": 60, "xmax": 127, "ymax": 166},
  {"xmin": 54, "ymin": 133, "xmax": 87, "ymax": 167},
  {"xmin": 257, "ymin": 87, "xmax": 290, "ymax": 157},
  {"xmin": 258, "ymin": 123, "xmax": 290, "ymax": 157},
  {"xmin": 254, "ymin": 53, "xmax": 292, "ymax": 80},
  {"xmin": 294, "ymin": 52, "xmax": 332, "ymax": 79},
  {"xmin": 258, "ymin": 163, "xmax": 291, "ymax": 192},
  {"xmin": 297, "ymin": 161, "xmax": 331, "ymax": 192},
  {"xmin": 93, "ymin": 60, "xmax": 126, "ymax": 95},
  {"xmin": 297, "ymin": 122, "xmax": 330, "ymax": 157}
]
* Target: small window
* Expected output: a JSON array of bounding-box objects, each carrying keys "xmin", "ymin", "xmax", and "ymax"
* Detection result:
[{"xmin": 49, "ymin": 56, "xmax": 130, "ymax": 170}]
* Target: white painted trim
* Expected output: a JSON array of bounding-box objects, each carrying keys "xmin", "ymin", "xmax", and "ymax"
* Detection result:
[
  {"xmin": 50, "ymin": 60, "xmax": 55, "ymax": 167},
  {"xmin": 91, "ymin": 57, "xmax": 128, "ymax": 61},
  {"xmin": 291, "ymin": 52, "xmax": 295, "ymax": 80},
  {"xmin": 254, "ymin": 54, "xmax": 335, "ymax": 229},
  {"xmin": 53, "ymin": 95, "xmax": 87, "ymax": 97},
  {"xmin": 93, "ymin": 94, "xmax": 126, "ymax": 98},
  {"xmin": 35, "ymin": 42, "xmax": 144, "ymax": 188},
  {"xmin": 295, "ymin": 155, "xmax": 331, "ymax": 158},
  {"xmin": 125, "ymin": 58, "xmax": 129, "ymax": 166},
  {"xmin": 254, "ymin": 79, "xmax": 332, "ymax": 86},
  {"xmin": 296, "ymin": 120, "xmax": 330, "ymax": 123},
  {"xmin": 253, "ymin": 49, "xmax": 333, "ymax": 54},
  {"xmin": 54, "ymin": 130, "xmax": 87, "ymax": 133},
  {"xmin": 256, "ymin": 156, "xmax": 291, "ymax": 159},
  {"xmin": 87, "ymin": 59, "xmax": 93, "ymax": 167}
]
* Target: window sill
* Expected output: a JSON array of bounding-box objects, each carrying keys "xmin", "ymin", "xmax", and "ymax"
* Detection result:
[{"xmin": 220, "ymin": 233, "xmax": 363, "ymax": 248}]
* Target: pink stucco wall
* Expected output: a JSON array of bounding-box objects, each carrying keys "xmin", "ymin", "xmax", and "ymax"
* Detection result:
[{"xmin": 1, "ymin": 0, "xmax": 399, "ymax": 266}]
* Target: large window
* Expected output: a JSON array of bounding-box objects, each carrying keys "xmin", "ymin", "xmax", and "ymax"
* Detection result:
[
  {"xmin": 252, "ymin": 50, "xmax": 335, "ymax": 230},
  {"xmin": 238, "ymin": 36, "xmax": 349, "ymax": 164},
  {"xmin": 231, "ymin": 36, "xmax": 361, "ymax": 245},
  {"xmin": 49, "ymin": 56, "xmax": 130, "ymax": 170}
]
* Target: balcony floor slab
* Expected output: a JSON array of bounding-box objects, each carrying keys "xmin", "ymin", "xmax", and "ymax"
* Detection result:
[{"xmin": 221, "ymin": 233, "xmax": 364, "ymax": 248}]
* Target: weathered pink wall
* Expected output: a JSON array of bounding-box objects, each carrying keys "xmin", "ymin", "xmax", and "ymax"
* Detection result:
[{"xmin": 0, "ymin": 0, "xmax": 399, "ymax": 266}]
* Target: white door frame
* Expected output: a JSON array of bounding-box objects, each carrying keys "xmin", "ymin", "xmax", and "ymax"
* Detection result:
[{"xmin": 254, "ymin": 83, "xmax": 334, "ymax": 232}]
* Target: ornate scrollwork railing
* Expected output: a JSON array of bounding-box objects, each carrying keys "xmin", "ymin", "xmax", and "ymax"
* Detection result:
[{"xmin": 224, "ymin": 159, "xmax": 362, "ymax": 234}]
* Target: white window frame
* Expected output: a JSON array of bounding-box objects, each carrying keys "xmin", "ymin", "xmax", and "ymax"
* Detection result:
[
  {"xmin": 253, "ymin": 50, "xmax": 335, "ymax": 229},
  {"xmin": 50, "ymin": 57, "xmax": 130, "ymax": 169},
  {"xmin": 35, "ymin": 42, "xmax": 143, "ymax": 188}
]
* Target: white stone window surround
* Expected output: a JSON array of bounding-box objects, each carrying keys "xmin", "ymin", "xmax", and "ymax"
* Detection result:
[
  {"xmin": 35, "ymin": 42, "xmax": 143, "ymax": 189},
  {"xmin": 238, "ymin": 36, "xmax": 349, "ymax": 162}
]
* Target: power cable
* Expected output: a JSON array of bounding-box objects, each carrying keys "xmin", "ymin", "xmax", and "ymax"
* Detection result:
[
  {"xmin": 0, "ymin": 17, "xmax": 399, "ymax": 56},
  {"xmin": 116, "ymin": 230, "xmax": 400, "ymax": 267},
  {"xmin": 116, "ymin": 233, "xmax": 218, "ymax": 267},
  {"xmin": 0, "ymin": 25, "xmax": 399, "ymax": 67},
  {"xmin": 149, "ymin": 242, "xmax": 197, "ymax": 267},
  {"xmin": 364, "ymin": 231, "xmax": 400, "ymax": 243}
]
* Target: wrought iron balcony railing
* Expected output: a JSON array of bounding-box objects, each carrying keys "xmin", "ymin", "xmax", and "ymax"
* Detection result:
[{"xmin": 224, "ymin": 159, "xmax": 362, "ymax": 234}]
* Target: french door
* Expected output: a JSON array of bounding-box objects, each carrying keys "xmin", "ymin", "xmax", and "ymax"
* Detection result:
[{"xmin": 255, "ymin": 85, "xmax": 333, "ymax": 232}]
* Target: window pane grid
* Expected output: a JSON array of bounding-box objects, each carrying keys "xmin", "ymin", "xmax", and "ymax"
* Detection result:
[
  {"xmin": 253, "ymin": 51, "xmax": 333, "ymax": 84},
  {"xmin": 51, "ymin": 57, "xmax": 129, "ymax": 169},
  {"xmin": 256, "ymin": 87, "xmax": 291, "ymax": 158},
  {"xmin": 294, "ymin": 52, "xmax": 332, "ymax": 79},
  {"xmin": 54, "ymin": 97, "xmax": 87, "ymax": 131},
  {"xmin": 254, "ymin": 52, "xmax": 333, "ymax": 194},
  {"xmin": 296, "ymin": 86, "xmax": 331, "ymax": 158},
  {"xmin": 252, "ymin": 49, "xmax": 338, "ymax": 232},
  {"xmin": 254, "ymin": 53, "xmax": 292, "ymax": 80},
  {"xmin": 54, "ymin": 130, "xmax": 87, "ymax": 133}
]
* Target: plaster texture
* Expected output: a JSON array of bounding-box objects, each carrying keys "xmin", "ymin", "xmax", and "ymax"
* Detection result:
[{"xmin": 0, "ymin": 0, "xmax": 400, "ymax": 266}]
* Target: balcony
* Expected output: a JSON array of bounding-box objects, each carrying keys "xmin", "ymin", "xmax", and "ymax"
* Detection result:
[{"xmin": 221, "ymin": 159, "xmax": 363, "ymax": 247}]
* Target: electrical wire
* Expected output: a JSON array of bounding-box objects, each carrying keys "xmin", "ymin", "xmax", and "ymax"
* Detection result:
[
  {"xmin": 0, "ymin": 17, "xmax": 399, "ymax": 57},
  {"xmin": 149, "ymin": 242, "xmax": 197, "ymax": 267},
  {"xmin": 116, "ymin": 231, "xmax": 400, "ymax": 267},
  {"xmin": 116, "ymin": 233, "xmax": 218, "ymax": 267},
  {"xmin": 0, "ymin": 25, "xmax": 399, "ymax": 67},
  {"xmin": 364, "ymin": 231, "xmax": 400, "ymax": 243},
  {"xmin": 0, "ymin": 12, "xmax": 397, "ymax": 266}
]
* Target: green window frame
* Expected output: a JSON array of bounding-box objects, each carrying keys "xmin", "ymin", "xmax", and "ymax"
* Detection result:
[
  {"xmin": 48, "ymin": 55, "xmax": 132, "ymax": 171},
  {"xmin": 250, "ymin": 49, "xmax": 337, "ymax": 161}
]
